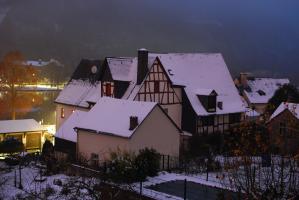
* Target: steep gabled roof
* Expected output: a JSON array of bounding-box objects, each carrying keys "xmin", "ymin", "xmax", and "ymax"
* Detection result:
[
  {"xmin": 56, "ymin": 110, "xmax": 87, "ymax": 142},
  {"xmin": 106, "ymin": 57, "xmax": 137, "ymax": 82},
  {"xmin": 75, "ymin": 97, "xmax": 157, "ymax": 138},
  {"xmin": 245, "ymin": 78, "xmax": 290, "ymax": 104},
  {"xmin": 71, "ymin": 59, "xmax": 103, "ymax": 82},
  {"xmin": 149, "ymin": 53, "xmax": 246, "ymax": 116},
  {"xmin": 270, "ymin": 102, "xmax": 299, "ymax": 121},
  {"xmin": 74, "ymin": 96, "xmax": 179, "ymax": 138},
  {"xmin": 0, "ymin": 119, "xmax": 46, "ymax": 134},
  {"xmin": 105, "ymin": 56, "xmax": 155, "ymax": 83}
]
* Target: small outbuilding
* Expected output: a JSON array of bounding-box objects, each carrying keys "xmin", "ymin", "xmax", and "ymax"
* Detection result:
[
  {"xmin": 267, "ymin": 102, "xmax": 299, "ymax": 154},
  {"xmin": 75, "ymin": 97, "xmax": 182, "ymax": 162},
  {"xmin": 0, "ymin": 119, "xmax": 47, "ymax": 152}
]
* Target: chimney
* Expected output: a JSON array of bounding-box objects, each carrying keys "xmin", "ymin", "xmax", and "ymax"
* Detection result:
[
  {"xmin": 137, "ymin": 48, "xmax": 148, "ymax": 85},
  {"xmin": 129, "ymin": 116, "xmax": 139, "ymax": 130},
  {"xmin": 240, "ymin": 73, "xmax": 248, "ymax": 88}
]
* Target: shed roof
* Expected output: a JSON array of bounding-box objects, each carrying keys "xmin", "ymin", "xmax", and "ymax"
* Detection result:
[{"xmin": 0, "ymin": 119, "xmax": 46, "ymax": 134}]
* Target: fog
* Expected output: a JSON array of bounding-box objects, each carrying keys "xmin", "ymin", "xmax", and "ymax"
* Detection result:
[{"xmin": 0, "ymin": 0, "xmax": 298, "ymax": 82}]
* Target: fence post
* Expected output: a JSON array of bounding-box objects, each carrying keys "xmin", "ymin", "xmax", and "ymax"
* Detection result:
[
  {"xmin": 162, "ymin": 155, "xmax": 165, "ymax": 171},
  {"xmin": 18, "ymin": 165, "xmax": 23, "ymax": 189},
  {"xmin": 167, "ymin": 155, "xmax": 170, "ymax": 172},
  {"xmin": 14, "ymin": 170, "xmax": 17, "ymax": 187},
  {"xmin": 140, "ymin": 181, "xmax": 142, "ymax": 196},
  {"xmin": 184, "ymin": 179, "xmax": 187, "ymax": 200}
]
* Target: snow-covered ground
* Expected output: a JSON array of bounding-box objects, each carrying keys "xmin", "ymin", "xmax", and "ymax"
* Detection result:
[
  {"xmin": 130, "ymin": 171, "xmax": 231, "ymax": 200},
  {"xmin": 0, "ymin": 162, "xmax": 70, "ymax": 200},
  {"xmin": 1, "ymin": 159, "xmax": 298, "ymax": 200},
  {"xmin": 0, "ymin": 161, "xmax": 228, "ymax": 200}
]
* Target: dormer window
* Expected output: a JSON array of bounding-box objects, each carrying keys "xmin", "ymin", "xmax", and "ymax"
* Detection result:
[
  {"xmin": 257, "ymin": 90, "xmax": 266, "ymax": 96},
  {"xmin": 196, "ymin": 89, "xmax": 217, "ymax": 113}
]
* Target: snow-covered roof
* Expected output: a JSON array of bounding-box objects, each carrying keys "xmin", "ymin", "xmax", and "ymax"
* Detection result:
[
  {"xmin": 107, "ymin": 57, "xmax": 137, "ymax": 82},
  {"xmin": 55, "ymin": 80, "xmax": 101, "ymax": 108},
  {"xmin": 26, "ymin": 60, "xmax": 50, "ymax": 67},
  {"xmin": 76, "ymin": 97, "xmax": 157, "ymax": 138},
  {"xmin": 245, "ymin": 108, "xmax": 260, "ymax": 118},
  {"xmin": 0, "ymin": 119, "xmax": 46, "ymax": 134},
  {"xmin": 270, "ymin": 102, "xmax": 299, "ymax": 121},
  {"xmin": 244, "ymin": 78, "xmax": 290, "ymax": 104},
  {"xmin": 195, "ymin": 89, "xmax": 217, "ymax": 96},
  {"xmin": 106, "ymin": 56, "xmax": 155, "ymax": 83},
  {"xmin": 56, "ymin": 110, "xmax": 87, "ymax": 142},
  {"xmin": 147, "ymin": 53, "xmax": 246, "ymax": 116}
]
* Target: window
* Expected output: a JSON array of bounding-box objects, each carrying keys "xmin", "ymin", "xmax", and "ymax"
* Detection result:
[
  {"xmin": 207, "ymin": 95, "xmax": 216, "ymax": 112},
  {"xmin": 202, "ymin": 115, "xmax": 214, "ymax": 126},
  {"xmin": 61, "ymin": 108, "xmax": 65, "ymax": 118},
  {"xmin": 257, "ymin": 90, "xmax": 266, "ymax": 96},
  {"xmin": 106, "ymin": 83, "xmax": 111, "ymax": 96},
  {"xmin": 154, "ymin": 81, "xmax": 159, "ymax": 93}
]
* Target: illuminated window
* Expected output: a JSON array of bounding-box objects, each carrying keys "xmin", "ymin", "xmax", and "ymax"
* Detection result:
[
  {"xmin": 106, "ymin": 83, "xmax": 111, "ymax": 96},
  {"xmin": 61, "ymin": 108, "xmax": 65, "ymax": 118},
  {"xmin": 154, "ymin": 81, "xmax": 159, "ymax": 93}
]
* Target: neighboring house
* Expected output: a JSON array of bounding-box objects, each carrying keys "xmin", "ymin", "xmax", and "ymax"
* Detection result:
[
  {"xmin": 236, "ymin": 73, "xmax": 290, "ymax": 114},
  {"xmin": 75, "ymin": 97, "xmax": 181, "ymax": 162},
  {"xmin": 0, "ymin": 119, "xmax": 48, "ymax": 152},
  {"xmin": 267, "ymin": 102, "xmax": 299, "ymax": 154},
  {"xmin": 55, "ymin": 59, "xmax": 103, "ymax": 129},
  {"xmin": 55, "ymin": 110, "xmax": 87, "ymax": 159},
  {"xmin": 98, "ymin": 49, "xmax": 245, "ymax": 134}
]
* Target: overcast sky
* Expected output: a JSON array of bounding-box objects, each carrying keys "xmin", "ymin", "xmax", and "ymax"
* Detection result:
[{"xmin": 0, "ymin": 0, "xmax": 298, "ymax": 83}]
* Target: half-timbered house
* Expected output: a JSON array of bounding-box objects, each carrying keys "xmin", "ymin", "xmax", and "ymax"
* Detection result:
[
  {"xmin": 146, "ymin": 53, "xmax": 246, "ymax": 134},
  {"xmin": 55, "ymin": 49, "xmax": 246, "ymax": 159},
  {"xmin": 98, "ymin": 49, "xmax": 246, "ymax": 134},
  {"xmin": 96, "ymin": 49, "xmax": 182, "ymax": 127}
]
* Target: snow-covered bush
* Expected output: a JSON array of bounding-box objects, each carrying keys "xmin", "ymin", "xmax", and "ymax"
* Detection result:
[
  {"xmin": 107, "ymin": 149, "xmax": 138, "ymax": 183},
  {"xmin": 106, "ymin": 148, "xmax": 161, "ymax": 183},
  {"xmin": 135, "ymin": 148, "xmax": 160, "ymax": 178}
]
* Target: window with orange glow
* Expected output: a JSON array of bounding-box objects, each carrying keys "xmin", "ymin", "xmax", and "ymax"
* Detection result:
[
  {"xmin": 61, "ymin": 108, "xmax": 65, "ymax": 118},
  {"xmin": 106, "ymin": 83, "xmax": 111, "ymax": 96}
]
